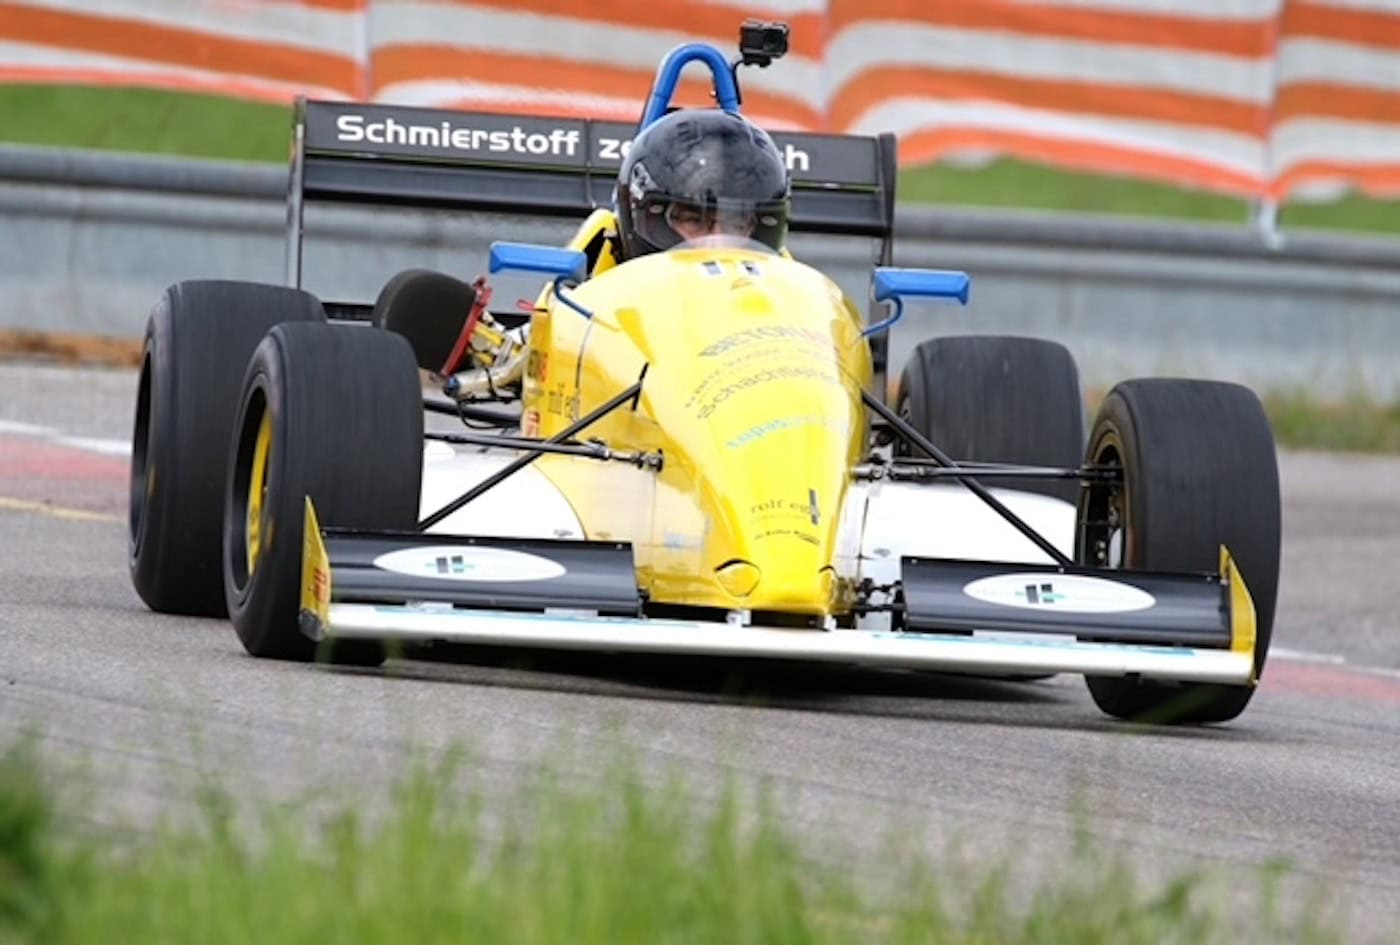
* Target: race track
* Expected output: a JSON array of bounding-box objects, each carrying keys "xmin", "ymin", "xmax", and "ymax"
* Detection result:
[{"xmin": 1, "ymin": 360, "xmax": 1398, "ymax": 939}]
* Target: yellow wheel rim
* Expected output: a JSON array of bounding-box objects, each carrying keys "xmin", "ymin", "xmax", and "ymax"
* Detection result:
[{"xmin": 246, "ymin": 410, "xmax": 273, "ymax": 576}]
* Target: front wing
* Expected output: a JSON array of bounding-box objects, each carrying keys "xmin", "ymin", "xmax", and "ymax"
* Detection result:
[{"xmin": 298, "ymin": 501, "xmax": 1257, "ymax": 686}]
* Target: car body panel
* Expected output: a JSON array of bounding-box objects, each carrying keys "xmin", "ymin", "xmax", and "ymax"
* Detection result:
[{"xmin": 522, "ymin": 243, "xmax": 871, "ymax": 614}]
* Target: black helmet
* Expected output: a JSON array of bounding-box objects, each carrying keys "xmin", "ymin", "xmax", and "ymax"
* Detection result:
[{"xmin": 615, "ymin": 109, "xmax": 791, "ymax": 260}]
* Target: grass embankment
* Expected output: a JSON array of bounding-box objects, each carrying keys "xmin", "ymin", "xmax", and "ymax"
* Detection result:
[
  {"xmin": 1264, "ymin": 393, "xmax": 1400, "ymax": 454},
  {"xmin": 5, "ymin": 84, "xmax": 1400, "ymax": 234},
  {"xmin": 0, "ymin": 84, "xmax": 291, "ymax": 162},
  {"xmin": 0, "ymin": 738, "xmax": 1342, "ymax": 944}
]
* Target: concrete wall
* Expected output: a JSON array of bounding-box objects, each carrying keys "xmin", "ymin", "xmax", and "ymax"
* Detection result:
[{"xmin": 5, "ymin": 145, "xmax": 1400, "ymax": 401}]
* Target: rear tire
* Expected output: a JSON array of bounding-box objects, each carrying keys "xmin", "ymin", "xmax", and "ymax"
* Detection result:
[
  {"xmin": 371, "ymin": 269, "xmax": 477, "ymax": 373},
  {"xmin": 223, "ymin": 322, "xmax": 424, "ymax": 663},
  {"xmin": 895, "ymin": 335, "xmax": 1084, "ymax": 502},
  {"xmin": 129, "ymin": 281, "xmax": 324, "ymax": 617},
  {"xmin": 1077, "ymin": 379, "xmax": 1281, "ymax": 724}
]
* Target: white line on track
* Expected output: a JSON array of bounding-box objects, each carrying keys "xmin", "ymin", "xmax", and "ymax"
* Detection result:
[
  {"xmin": 55, "ymin": 436, "xmax": 131, "ymax": 457},
  {"xmin": 1272, "ymin": 646, "xmax": 1400, "ymax": 682},
  {"xmin": 0, "ymin": 419, "xmax": 130, "ymax": 457},
  {"xmin": 1272, "ymin": 646, "xmax": 1347, "ymax": 665},
  {"xmin": 0, "ymin": 419, "xmax": 58, "ymax": 437}
]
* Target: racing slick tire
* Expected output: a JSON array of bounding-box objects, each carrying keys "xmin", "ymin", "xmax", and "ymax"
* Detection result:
[
  {"xmin": 896, "ymin": 335, "xmax": 1084, "ymax": 502},
  {"xmin": 223, "ymin": 322, "xmax": 423, "ymax": 664},
  {"xmin": 129, "ymin": 280, "xmax": 325, "ymax": 617},
  {"xmin": 1077, "ymin": 379, "xmax": 1281, "ymax": 724},
  {"xmin": 371, "ymin": 269, "xmax": 477, "ymax": 373}
]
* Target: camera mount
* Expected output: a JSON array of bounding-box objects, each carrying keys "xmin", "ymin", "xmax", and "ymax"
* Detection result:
[{"xmin": 730, "ymin": 19, "xmax": 790, "ymax": 105}]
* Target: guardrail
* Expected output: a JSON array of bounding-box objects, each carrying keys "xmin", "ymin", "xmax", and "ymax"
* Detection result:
[{"xmin": 4, "ymin": 144, "xmax": 1400, "ymax": 400}]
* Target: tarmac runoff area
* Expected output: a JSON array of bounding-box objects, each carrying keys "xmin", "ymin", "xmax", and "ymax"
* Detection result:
[{"xmin": 1, "ymin": 359, "xmax": 1398, "ymax": 940}]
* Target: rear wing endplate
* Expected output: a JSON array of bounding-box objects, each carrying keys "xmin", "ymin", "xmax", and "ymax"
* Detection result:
[{"xmin": 284, "ymin": 98, "xmax": 897, "ymax": 289}]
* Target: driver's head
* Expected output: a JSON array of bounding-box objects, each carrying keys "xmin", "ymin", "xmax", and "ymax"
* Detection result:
[{"xmin": 615, "ymin": 109, "xmax": 791, "ymax": 260}]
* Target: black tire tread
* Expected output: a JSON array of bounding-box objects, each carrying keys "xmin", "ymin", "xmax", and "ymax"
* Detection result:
[
  {"xmin": 1080, "ymin": 378, "xmax": 1281, "ymax": 724},
  {"xmin": 129, "ymin": 280, "xmax": 324, "ymax": 617},
  {"xmin": 897, "ymin": 335, "xmax": 1084, "ymax": 502},
  {"xmin": 224, "ymin": 322, "xmax": 423, "ymax": 662}
]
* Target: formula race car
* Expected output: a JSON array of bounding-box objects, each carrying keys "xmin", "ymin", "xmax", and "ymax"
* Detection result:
[{"xmin": 128, "ymin": 25, "xmax": 1280, "ymax": 724}]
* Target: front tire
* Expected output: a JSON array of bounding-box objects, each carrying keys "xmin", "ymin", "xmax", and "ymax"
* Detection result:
[
  {"xmin": 129, "ymin": 281, "xmax": 324, "ymax": 617},
  {"xmin": 223, "ymin": 322, "xmax": 424, "ymax": 662},
  {"xmin": 1077, "ymin": 379, "xmax": 1281, "ymax": 724}
]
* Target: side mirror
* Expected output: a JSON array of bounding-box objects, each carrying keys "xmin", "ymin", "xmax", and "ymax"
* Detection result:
[
  {"xmin": 865, "ymin": 267, "xmax": 971, "ymax": 337},
  {"xmin": 872, "ymin": 267, "xmax": 970, "ymax": 305},
  {"xmin": 488, "ymin": 242, "xmax": 588, "ymax": 282}
]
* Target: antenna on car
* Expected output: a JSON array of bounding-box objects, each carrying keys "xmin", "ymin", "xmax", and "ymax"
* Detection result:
[{"xmin": 729, "ymin": 19, "xmax": 790, "ymax": 106}]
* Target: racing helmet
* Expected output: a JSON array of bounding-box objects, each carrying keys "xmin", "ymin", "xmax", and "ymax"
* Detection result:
[{"xmin": 615, "ymin": 108, "xmax": 791, "ymax": 259}]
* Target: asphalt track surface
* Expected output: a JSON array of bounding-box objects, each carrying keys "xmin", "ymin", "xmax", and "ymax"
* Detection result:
[{"xmin": 2, "ymin": 361, "xmax": 1398, "ymax": 938}]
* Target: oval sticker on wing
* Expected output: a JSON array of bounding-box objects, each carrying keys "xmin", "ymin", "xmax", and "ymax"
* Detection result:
[
  {"xmin": 373, "ymin": 546, "xmax": 566, "ymax": 583},
  {"xmin": 963, "ymin": 574, "xmax": 1155, "ymax": 614}
]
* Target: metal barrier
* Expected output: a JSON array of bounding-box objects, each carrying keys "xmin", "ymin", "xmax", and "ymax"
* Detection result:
[{"xmin": 4, "ymin": 144, "xmax": 1400, "ymax": 400}]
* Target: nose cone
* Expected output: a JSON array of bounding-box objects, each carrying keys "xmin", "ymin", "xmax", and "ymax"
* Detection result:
[
  {"xmin": 600, "ymin": 245, "xmax": 871, "ymax": 616},
  {"xmin": 706, "ymin": 420, "xmax": 850, "ymax": 613}
]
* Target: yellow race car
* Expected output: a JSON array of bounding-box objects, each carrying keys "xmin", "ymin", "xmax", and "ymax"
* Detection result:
[{"xmin": 128, "ymin": 25, "xmax": 1280, "ymax": 724}]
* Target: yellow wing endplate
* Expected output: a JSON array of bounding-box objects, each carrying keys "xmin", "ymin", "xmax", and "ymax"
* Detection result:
[
  {"xmin": 300, "ymin": 497, "xmax": 332, "ymax": 635},
  {"xmin": 1220, "ymin": 545, "xmax": 1258, "ymax": 682}
]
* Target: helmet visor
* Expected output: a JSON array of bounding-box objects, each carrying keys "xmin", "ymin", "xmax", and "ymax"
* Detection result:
[{"xmin": 636, "ymin": 195, "xmax": 789, "ymax": 254}]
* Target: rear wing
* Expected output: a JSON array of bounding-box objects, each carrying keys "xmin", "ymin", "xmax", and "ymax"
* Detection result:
[{"xmin": 284, "ymin": 98, "xmax": 897, "ymax": 289}]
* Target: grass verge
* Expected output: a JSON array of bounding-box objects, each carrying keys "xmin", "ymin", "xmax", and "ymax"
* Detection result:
[
  {"xmin": 1263, "ymin": 391, "xmax": 1400, "ymax": 454},
  {"xmin": 0, "ymin": 84, "xmax": 290, "ymax": 163},
  {"xmin": 0, "ymin": 737, "xmax": 1343, "ymax": 944},
  {"xmin": 4, "ymin": 84, "xmax": 1400, "ymax": 234}
]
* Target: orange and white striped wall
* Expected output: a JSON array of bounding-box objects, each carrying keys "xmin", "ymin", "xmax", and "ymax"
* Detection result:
[{"xmin": 2, "ymin": 0, "xmax": 1397, "ymax": 202}]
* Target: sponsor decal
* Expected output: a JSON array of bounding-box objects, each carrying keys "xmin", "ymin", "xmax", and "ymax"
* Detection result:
[
  {"xmin": 335, "ymin": 114, "xmax": 580, "ymax": 158},
  {"xmin": 754, "ymin": 528, "xmax": 820, "ymax": 545},
  {"xmin": 684, "ymin": 345, "xmax": 830, "ymax": 410},
  {"xmin": 594, "ymin": 133, "xmax": 809, "ymax": 172},
  {"xmin": 877, "ymin": 632, "xmax": 1196, "ymax": 655},
  {"xmin": 661, "ymin": 530, "xmax": 702, "ymax": 551},
  {"xmin": 374, "ymin": 546, "xmax": 566, "ymax": 583},
  {"xmin": 699, "ymin": 326, "xmax": 830, "ymax": 358},
  {"xmin": 696, "ymin": 259, "xmax": 762, "ymax": 278},
  {"xmin": 725, "ymin": 415, "xmax": 835, "ymax": 449},
  {"xmin": 962, "ymin": 574, "xmax": 1156, "ymax": 614},
  {"xmin": 305, "ymin": 105, "xmax": 881, "ymax": 186},
  {"xmin": 544, "ymin": 385, "xmax": 579, "ymax": 419},
  {"xmin": 695, "ymin": 365, "xmax": 839, "ymax": 419},
  {"xmin": 311, "ymin": 566, "xmax": 329, "ymax": 608},
  {"xmin": 750, "ymin": 494, "xmax": 821, "ymax": 526}
]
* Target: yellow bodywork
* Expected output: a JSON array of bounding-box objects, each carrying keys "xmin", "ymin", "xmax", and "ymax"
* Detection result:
[
  {"xmin": 300, "ymin": 496, "xmax": 331, "ymax": 631},
  {"xmin": 1220, "ymin": 545, "xmax": 1259, "ymax": 682},
  {"xmin": 520, "ymin": 229, "xmax": 873, "ymax": 617}
]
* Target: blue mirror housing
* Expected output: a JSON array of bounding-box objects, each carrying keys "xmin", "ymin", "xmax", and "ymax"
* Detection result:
[
  {"xmin": 864, "ymin": 267, "xmax": 971, "ymax": 338},
  {"xmin": 872, "ymin": 267, "xmax": 971, "ymax": 305},
  {"xmin": 488, "ymin": 242, "xmax": 587, "ymax": 282}
]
